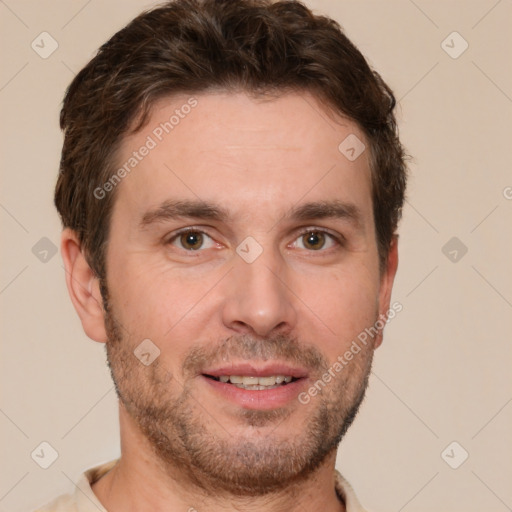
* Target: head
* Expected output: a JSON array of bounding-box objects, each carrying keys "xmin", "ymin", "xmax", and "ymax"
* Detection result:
[{"xmin": 57, "ymin": 0, "xmax": 407, "ymax": 497}]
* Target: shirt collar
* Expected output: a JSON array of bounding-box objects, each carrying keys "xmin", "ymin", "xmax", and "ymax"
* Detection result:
[{"xmin": 75, "ymin": 460, "xmax": 368, "ymax": 512}]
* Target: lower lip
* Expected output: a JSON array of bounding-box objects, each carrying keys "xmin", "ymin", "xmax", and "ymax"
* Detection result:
[{"xmin": 201, "ymin": 376, "xmax": 307, "ymax": 410}]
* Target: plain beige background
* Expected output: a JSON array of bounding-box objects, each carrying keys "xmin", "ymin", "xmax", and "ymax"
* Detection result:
[{"xmin": 1, "ymin": 1, "xmax": 511, "ymax": 511}]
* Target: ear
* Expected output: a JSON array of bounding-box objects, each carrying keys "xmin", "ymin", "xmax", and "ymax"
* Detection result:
[
  {"xmin": 374, "ymin": 235, "xmax": 399, "ymax": 349},
  {"xmin": 61, "ymin": 228, "xmax": 108, "ymax": 343}
]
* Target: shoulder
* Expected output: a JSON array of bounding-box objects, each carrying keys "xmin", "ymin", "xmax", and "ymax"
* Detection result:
[
  {"xmin": 30, "ymin": 459, "xmax": 118, "ymax": 512},
  {"xmin": 334, "ymin": 470, "xmax": 371, "ymax": 512},
  {"xmin": 32, "ymin": 492, "xmax": 78, "ymax": 512}
]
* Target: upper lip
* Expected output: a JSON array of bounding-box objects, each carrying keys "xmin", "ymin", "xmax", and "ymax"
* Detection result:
[{"xmin": 202, "ymin": 362, "xmax": 308, "ymax": 379}]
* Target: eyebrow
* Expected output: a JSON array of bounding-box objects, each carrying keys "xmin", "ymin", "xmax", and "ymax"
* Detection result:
[
  {"xmin": 287, "ymin": 200, "xmax": 364, "ymax": 229},
  {"xmin": 140, "ymin": 200, "xmax": 229, "ymax": 228},
  {"xmin": 139, "ymin": 199, "xmax": 363, "ymax": 230}
]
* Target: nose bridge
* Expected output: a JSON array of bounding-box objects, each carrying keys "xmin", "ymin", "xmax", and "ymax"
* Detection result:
[{"xmin": 221, "ymin": 244, "xmax": 297, "ymax": 336}]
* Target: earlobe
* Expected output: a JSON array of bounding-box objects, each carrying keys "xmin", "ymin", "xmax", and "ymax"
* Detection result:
[
  {"xmin": 61, "ymin": 228, "xmax": 108, "ymax": 343},
  {"xmin": 374, "ymin": 235, "xmax": 399, "ymax": 349}
]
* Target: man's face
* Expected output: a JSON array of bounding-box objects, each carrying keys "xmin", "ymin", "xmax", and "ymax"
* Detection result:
[{"xmin": 101, "ymin": 92, "xmax": 396, "ymax": 495}]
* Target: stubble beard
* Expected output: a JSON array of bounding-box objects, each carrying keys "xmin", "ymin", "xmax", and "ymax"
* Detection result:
[{"xmin": 102, "ymin": 285, "xmax": 375, "ymax": 497}]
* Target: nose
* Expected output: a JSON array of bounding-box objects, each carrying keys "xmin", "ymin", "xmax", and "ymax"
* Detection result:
[{"xmin": 221, "ymin": 250, "xmax": 298, "ymax": 337}]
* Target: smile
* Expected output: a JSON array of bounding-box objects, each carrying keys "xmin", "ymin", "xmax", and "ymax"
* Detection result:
[{"xmin": 205, "ymin": 375, "xmax": 296, "ymax": 390}]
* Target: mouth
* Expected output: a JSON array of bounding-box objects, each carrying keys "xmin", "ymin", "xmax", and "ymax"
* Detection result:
[
  {"xmin": 203, "ymin": 374, "xmax": 299, "ymax": 390},
  {"xmin": 199, "ymin": 363, "xmax": 309, "ymax": 409}
]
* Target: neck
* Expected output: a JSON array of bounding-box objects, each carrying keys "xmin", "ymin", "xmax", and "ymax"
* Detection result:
[{"xmin": 92, "ymin": 405, "xmax": 345, "ymax": 512}]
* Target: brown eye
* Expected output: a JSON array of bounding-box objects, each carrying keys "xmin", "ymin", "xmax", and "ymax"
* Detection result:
[
  {"xmin": 179, "ymin": 231, "xmax": 204, "ymax": 250},
  {"xmin": 291, "ymin": 230, "xmax": 339, "ymax": 252},
  {"xmin": 302, "ymin": 231, "xmax": 326, "ymax": 250},
  {"xmin": 168, "ymin": 230, "xmax": 216, "ymax": 253}
]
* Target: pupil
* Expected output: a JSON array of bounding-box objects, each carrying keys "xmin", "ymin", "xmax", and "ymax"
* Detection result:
[
  {"xmin": 182, "ymin": 232, "xmax": 202, "ymax": 250},
  {"xmin": 304, "ymin": 232, "xmax": 324, "ymax": 250}
]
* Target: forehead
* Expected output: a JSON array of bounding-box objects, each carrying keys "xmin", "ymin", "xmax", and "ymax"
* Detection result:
[{"xmin": 112, "ymin": 91, "xmax": 372, "ymax": 222}]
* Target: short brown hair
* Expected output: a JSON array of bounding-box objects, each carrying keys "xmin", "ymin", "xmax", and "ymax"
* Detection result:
[{"xmin": 55, "ymin": 0, "xmax": 407, "ymax": 278}]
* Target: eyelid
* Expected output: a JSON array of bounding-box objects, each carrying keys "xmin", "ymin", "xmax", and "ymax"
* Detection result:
[
  {"xmin": 165, "ymin": 226, "xmax": 217, "ymax": 246},
  {"xmin": 163, "ymin": 225, "xmax": 345, "ymax": 250},
  {"xmin": 291, "ymin": 226, "xmax": 345, "ymax": 246}
]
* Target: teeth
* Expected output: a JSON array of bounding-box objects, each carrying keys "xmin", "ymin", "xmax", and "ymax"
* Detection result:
[
  {"xmin": 233, "ymin": 384, "xmax": 278, "ymax": 390},
  {"xmin": 242, "ymin": 376, "xmax": 259, "ymax": 385},
  {"xmin": 258, "ymin": 376, "xmax": 277, "ymax": 386},
  {"xmin": 216, "ymin": 375, "xmax": 294, "ymax": 386}
]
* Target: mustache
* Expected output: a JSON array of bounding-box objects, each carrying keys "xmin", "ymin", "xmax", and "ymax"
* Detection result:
[{"xmin": 182, "ymin": 333, "xmax": 329, "ymax": 377}]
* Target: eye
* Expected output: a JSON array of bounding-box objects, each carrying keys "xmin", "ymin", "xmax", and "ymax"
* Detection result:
[
  {"xmin": 292, "ymin": 230, "xmax": 338, "ymax": 251},
  {"xmin": 169, "ymin": 230, "xmax": 216, "ymax": 251}
]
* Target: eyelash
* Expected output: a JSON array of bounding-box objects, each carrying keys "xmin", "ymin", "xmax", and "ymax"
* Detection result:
[
  {"xmin": 165, "ymin": 226, "xmax": 344, "ymax": 251},
  {"xmin": 291, "ymin": 227, "xmax": 344, "ymax": 250},
  {"xmin": 165, "ymin": 227, "xmax": 216, "ymax": 249}
]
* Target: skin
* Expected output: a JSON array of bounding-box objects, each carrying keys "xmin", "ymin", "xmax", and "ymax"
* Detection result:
[{"xmin": 62, "ymin": 91, "xmax": 398, "ymax": 512}]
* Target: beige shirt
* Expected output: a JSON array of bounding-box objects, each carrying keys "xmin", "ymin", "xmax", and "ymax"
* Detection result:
[{"xmin": 34, "ymin": 460, "xmax": 368, "ymax": 512}]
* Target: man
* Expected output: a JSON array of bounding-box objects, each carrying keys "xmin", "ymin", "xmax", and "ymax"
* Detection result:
[{"xmin": 38, "ymin": 0, "xmax": 407, "ymax": 510}]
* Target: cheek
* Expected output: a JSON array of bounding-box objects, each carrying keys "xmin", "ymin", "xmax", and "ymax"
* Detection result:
[
  {"xmin": 293, "ymin": 263, "xmax": 380, "ymax": 353},
  {"xmin": 107, "ymin": 255, "xmax": 222, "ymax": 342}
]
